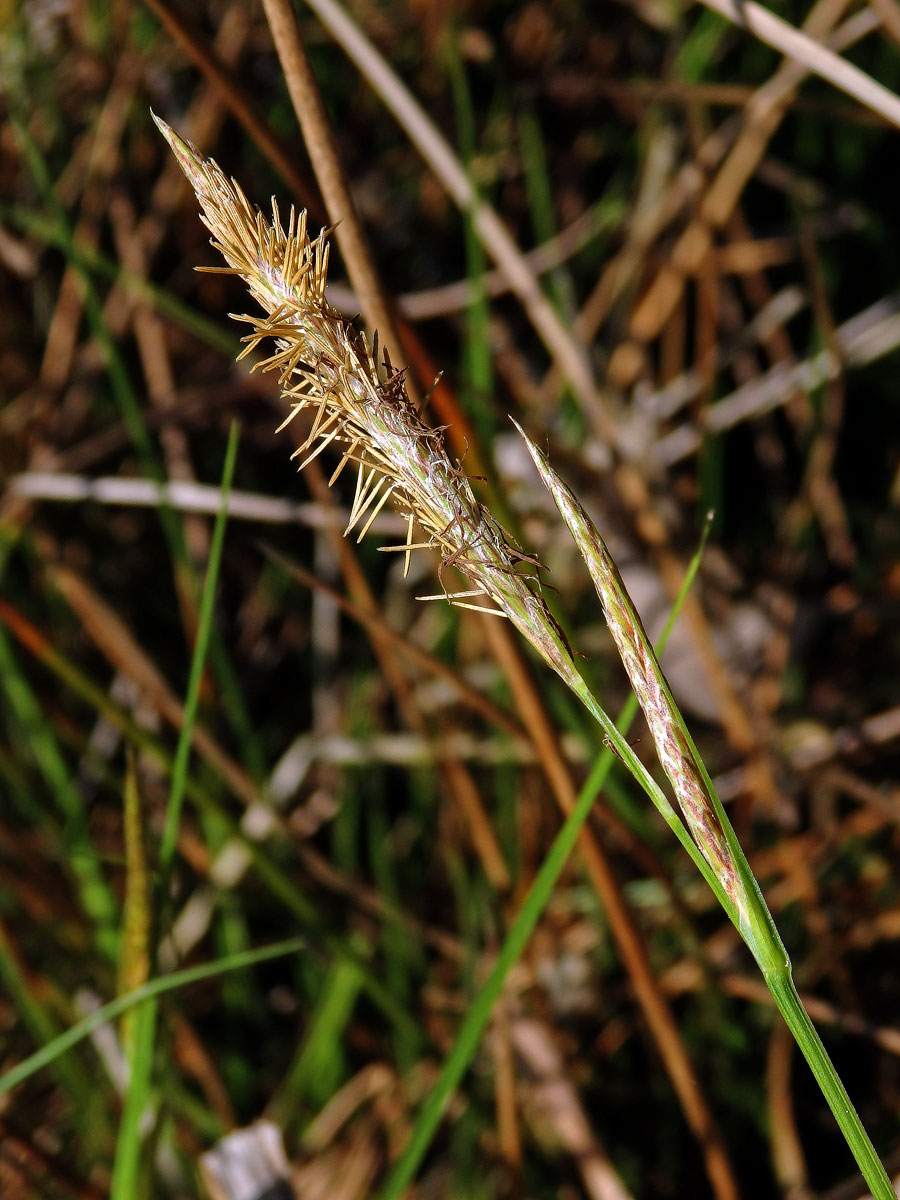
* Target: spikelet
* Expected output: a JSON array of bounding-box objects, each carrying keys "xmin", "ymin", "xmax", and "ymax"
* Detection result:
[
  {"xmin": 154, "ymin": 114, "xmax": 580, "ymax": 686},
  {"xmin": 516, "ymin": 424, "xmax": 748, "ymax": 921}
]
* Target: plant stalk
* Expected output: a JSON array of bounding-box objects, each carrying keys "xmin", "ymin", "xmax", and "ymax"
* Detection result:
[{"xmin": 765, "ymin": 966, "xmax": 895, "ymax": 1200}]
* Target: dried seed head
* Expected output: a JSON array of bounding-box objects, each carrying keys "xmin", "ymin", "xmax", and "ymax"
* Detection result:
[{"xmin": 155, "ymin": 115, "xmax": 578, "ymax": 684}]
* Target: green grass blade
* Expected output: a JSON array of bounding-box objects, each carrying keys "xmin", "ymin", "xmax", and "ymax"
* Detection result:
[
  {"xmin": 119, "ymin": 751, "xmax": 152, "ymax": 1055},
  {"xmin": 445, "ymin": 36, "xmax": 493, "ymax": 437},
  {"xmin": 110, "ymin": 421, "xmax": 239, "ymax": 1199},
  {"xmin": 272, "ymin": 955, "xmax": 364, "ymax": 1117},
  {"xmin": 0, "ymin": 938, "xmax": 305, "ymax": 1099},
  {"xmin": 518, "ymin": 104, "xmax": 577, "ymax": 319},
  {"xmin": 158, "ymin": 421, "xmax": 239, "ymax": 879}
]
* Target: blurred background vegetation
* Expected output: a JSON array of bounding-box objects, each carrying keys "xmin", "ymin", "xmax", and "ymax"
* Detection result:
[{"xmin": 2, "ymin": 0, "xmax": 900, "ymax": 1196}]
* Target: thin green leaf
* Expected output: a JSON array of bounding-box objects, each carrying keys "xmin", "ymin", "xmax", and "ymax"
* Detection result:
[
  {"xmin": 110, "ymin": 420, "xmax": 239, "ymax": 1199},
  {"xmin": 0, "ymin": 938, "xmax": 305, "ymax": 1099}
]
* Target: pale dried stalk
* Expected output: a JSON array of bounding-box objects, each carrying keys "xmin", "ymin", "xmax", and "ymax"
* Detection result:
[{"xmin": 697, "ymin": 0, "xmax": 900, "ymax": 131}]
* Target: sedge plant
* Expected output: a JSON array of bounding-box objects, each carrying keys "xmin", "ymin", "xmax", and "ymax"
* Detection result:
[{"xmin": 155, "ymin": 113, "xmax": 893, "ymax": 1199}]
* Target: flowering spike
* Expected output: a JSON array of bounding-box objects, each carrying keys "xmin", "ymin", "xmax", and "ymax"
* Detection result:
[
  {"xmin": 514, "ymin": 419, "xmax": 747, "ymax": 918},
  {"xmin": 155, "ymin": 115, "xmax": 581, "ymax": 682}
]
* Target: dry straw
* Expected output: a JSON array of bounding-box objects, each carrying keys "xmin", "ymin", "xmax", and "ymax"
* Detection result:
[{"xmin": 156, "ymin": 114, "xmax": 893, "ymax": 1200}]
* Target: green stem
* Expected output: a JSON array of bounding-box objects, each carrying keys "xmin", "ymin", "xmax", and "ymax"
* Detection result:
[
  {"xmin": 765, "ymin": 966, "xmax": 894, "ymax": 1200},
  {"xmin": 573, "ymin": 628, "xmax": 893, "ymax": 1197}
]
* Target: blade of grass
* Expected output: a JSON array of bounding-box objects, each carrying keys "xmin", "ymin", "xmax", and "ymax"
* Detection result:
[
  {"xmin": 271, "ymin": 955, "xmax": 364, "ymax": 1118},
  {"xmin": 518, "ymin": 104, "xmax": 577, "ymax": 321},
  {"xmin": 444, "ymin": 35, "xmax": 493, "ymax": 441},
  {"xmin": 200, "ymin": 808, "xmax": 262, "ymax": 1028},
  {"xmin": 367, "ymin": 791, "xmax": 421, "ymax": 1074},
  {"xmin": 675, "ymin": 9, "xmax": 732, "ymax": 83},
  {"xmin": 0, "ymin": 938, "xmax": 305, "ymax": 1099},
  {"xmin": 377, "ymin": 516, "xmax": 711, "ymax": 1200},
  {"xmin": 119, "ymin": 751, "xmax": 152, "ymax": 1057},
  {"xmin": 110, "ymin": 420, "xmax": 238, "ymax": 1199}
]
